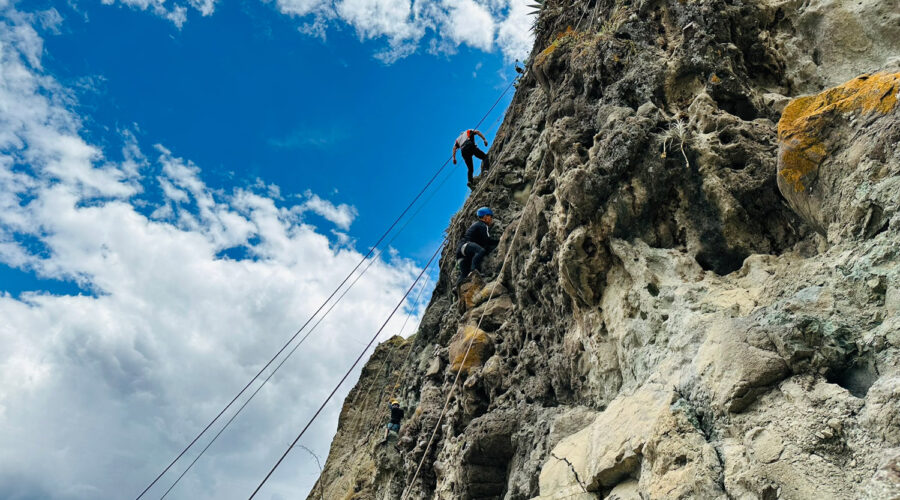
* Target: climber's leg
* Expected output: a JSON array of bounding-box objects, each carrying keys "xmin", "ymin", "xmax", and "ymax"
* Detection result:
[
  {"xmin": 457, "ymin": 249, "xmax": 473, "ymax": 287},
  {"xmin": 462, "ymin": 152, "xmax": 475, "ymax": 187},
  {"xmin": 471, "ymin": 146, "xmax": 488, "ymax": 175},
  {"xmin": 468, "ymin": 243, "xmax": 487, "ymax": 274}
]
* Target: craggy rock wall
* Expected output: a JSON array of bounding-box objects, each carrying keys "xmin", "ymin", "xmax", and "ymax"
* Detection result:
[{"xmin": 312, "ymin": 0, "xmax": 900, "ymax": 498}]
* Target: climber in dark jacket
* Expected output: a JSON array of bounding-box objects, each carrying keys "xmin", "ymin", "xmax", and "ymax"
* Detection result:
[
  {"xmin": 456, "ymin": 207, "xmax": 500, "ymax": 287},
  {"xmin": 384, "ymin": 399, "xmax": 404, "ymax": 442}
]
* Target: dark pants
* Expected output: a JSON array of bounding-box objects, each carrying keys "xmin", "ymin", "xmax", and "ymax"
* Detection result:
[
  {"xmin": 461, "ymin": 141, "xmax": 488, "ymax": 185},
  {"xmin": 456, "ymin": 242, "xmax": 486, "ymax": 286}
]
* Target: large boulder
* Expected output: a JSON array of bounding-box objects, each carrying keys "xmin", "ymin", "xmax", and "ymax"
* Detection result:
[
  {"xmin": 448, "ymin": 325, "xmax": 493, "ymax": 374},
  {"xmin": 777, "ymin": 72, "xmax": 900, "ymax": 241}
]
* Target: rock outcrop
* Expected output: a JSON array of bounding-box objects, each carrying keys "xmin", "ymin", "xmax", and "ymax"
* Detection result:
[
  {"xmin": 777, "ymin": 72, "xmax": 900, "ymax": 241},
  {"xmin": 312, "ymin": 0, "xmax": 900, "ymax": 498}
]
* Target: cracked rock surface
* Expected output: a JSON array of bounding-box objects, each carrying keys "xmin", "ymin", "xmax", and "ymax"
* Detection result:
[{"xmin": 312, "ymin": 0, "xmax": 900, "ymax": 498}]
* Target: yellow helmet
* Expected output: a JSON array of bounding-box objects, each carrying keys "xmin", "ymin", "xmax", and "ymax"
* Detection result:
[{"xmin": 390, "ymin": 399, "xmax": 399, "ymax": 405}]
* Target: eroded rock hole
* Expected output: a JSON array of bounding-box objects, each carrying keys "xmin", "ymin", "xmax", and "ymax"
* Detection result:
[
  {"xmin": 696, "ymin": 248, "xmax": 747, "ymax": 275},
  {"xmin": 714, "ymin": 93, "xmax": 758, "ymax": 121},
  {"xmin": 463, "ymin": 433, "xmax": 515, "ymax": 499},
  {"xmin": 724, "ymin": 147, "xmax": 748, "ymax": 170},
  {"xmin": 862, "ymin": 204, "xmax": 888, "ymax": 239},
  {"xmin": 718, "ymin": 131, "xmax": 736, "ymax": 145},
  {"xmin": 587, "ymin": 77, "xmax": 604, "ymax": 100},
  {"xmin": 827, "ymin": 359, "xmax": 878, "ymax": 398},
  {"xmin": 760, "ymin": 485, "xmax": 779, "ymax": 500}
]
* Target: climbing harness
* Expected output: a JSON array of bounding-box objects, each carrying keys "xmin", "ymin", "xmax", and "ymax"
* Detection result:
[{"xmin": 455, "ymin": 129, "xmax": 474, "ymax": 148}]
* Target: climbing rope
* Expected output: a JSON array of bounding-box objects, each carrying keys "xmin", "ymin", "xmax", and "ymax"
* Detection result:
[
  {"xmin": 159, "ymin": 239, "xmax": 429, "ymax": 498},
  {"xmin": 401, "ymin": 152, "xmax": 546, "ymax": 500},
  {"xmin": 135, "ymin": 77, "xmax": 517, "ymax": 500},
  {"xmin": 245, "ymin": 76, "xmax": 521, "ymax": 498},
  {"xmin": 347, "ymin": 273, "xmax": 430, "ymax": 433},
  {"xmin": 348, "ymin": 75, "xmax": 523, "ymax": 435},
  {"xmin": 136, "ymin": 162, "xmax": 450, "ymax": 500},
  {"xmin": 352, "ymin": 275, "xmax": 434, "ymax": 438},
  {"xmin": 353, "ymin": 94, "xmax": 523, "ymax": 447},
  {"xmin": 248, "ymin": 242, "xmax": 445, "ymax": 499},
  {"xmin": 158, "ymin": 113, "xmax": 500, "ymax": 492}
]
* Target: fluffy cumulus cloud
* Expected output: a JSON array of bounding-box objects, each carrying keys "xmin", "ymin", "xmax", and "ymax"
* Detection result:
[
  {"xmin": 495, "ymin": 0, "xmax": 534, "ymax": 63},
  {"xmin": 0, "ymin": 6, "xmax": 429, "ymax": 499},
  {"xmin": 272, "ymin": 0, "xmax": 533, "ymax": 62},
  {"xmin": 298, "ymin": 191, "xmax": 359, "ymax": 230},
  {"xmin": 442, "ymin": 0, "xmax": 496, "ymax": 51},
  {"xmin": 85, "ymin": 0, "xmax": 535, "ymax": 63}
]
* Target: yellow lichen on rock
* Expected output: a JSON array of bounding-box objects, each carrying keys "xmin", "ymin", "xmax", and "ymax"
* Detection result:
[
  {"xmin": 458, "ymin": 272, "xmax": 485, "ymax": 312},
  {"xmin": 777, "ymin": 72, "xmax": 900, "ymax": 192},
  {"xmin": 534, "ymin": 26, "xmax": 578, "ymax": 67},
  {"xmin": 448, "ymin": 325, "xmax": 491, "ymax": 374}
]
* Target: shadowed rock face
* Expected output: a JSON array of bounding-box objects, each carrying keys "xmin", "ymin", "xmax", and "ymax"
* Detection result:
[{"xmin": 311, "ymin": 0, "xmax": 900, "ymax": 499}]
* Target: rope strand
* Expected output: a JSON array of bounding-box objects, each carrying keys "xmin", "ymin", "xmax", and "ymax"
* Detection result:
[
  {"xmin": 136, "ymin": 77, "xmax": 516, "ymax": 500},
  {"xmin": 402, "ymin": 158, "xmax": 545, "ymax": 500},
  {"xmin": 248, "ymin": 242, "xmax": 445, "ymax": 499}
]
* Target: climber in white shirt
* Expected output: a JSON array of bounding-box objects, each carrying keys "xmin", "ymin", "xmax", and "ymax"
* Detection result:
[{"xmin": 452, "ymin": 129, "xmax": 489, "ymax": 188}]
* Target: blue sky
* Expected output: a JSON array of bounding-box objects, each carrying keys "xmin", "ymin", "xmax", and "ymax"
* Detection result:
[
  {"xmin": 0, "ymin": 0, "xmax": 531, "ymax": 498},
  {"xmin": 32, "ymin": 0, "xmax": 519, "ymax": 268}
]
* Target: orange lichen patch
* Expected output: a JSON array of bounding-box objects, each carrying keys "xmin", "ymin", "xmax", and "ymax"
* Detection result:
[
  {"xmin": 778, "ymin": 72, "xmax": 900, "ymax": 192},
  {"xmin": 459, "ymin": 273, "xmax": 485, "ymax": 312},
  {"xmin": 535, "ymin": 26, "xmax": 579, "ymax": 66},
  {"xmin": 449, "ymin": 325, "xmax": 491, "ymax": 374}
]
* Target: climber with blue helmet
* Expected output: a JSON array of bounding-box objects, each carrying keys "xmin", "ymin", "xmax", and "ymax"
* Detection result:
[
  {"xmin": 452, "ymin": 129, "xmax": 489, "ymax": 189},
  {"xmin": 456, "ymin": 207, "xmax": 500, "ymax": 288}
]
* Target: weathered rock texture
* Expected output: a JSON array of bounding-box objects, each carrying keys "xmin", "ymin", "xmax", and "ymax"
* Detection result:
[{"xmin": 312, "ymin": 0, "xmax": 900, "ymax": 498}]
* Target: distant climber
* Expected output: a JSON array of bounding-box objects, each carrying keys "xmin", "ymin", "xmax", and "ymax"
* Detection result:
[
  {"xmin": 383, "ymin": 399, "xmax": 404, "ymax": 443},
  {"xmin": 452, "ymin": 129, "xmax": 489, "ymax": 188},
  {"xmin": 456, "ymin": 207, "xmax": 500, "ymax": 288}
]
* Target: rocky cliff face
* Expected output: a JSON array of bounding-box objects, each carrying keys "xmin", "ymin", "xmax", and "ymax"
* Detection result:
[{"xmin": 312, "ymin": 0, "xmax": 900, "ymax": 498}]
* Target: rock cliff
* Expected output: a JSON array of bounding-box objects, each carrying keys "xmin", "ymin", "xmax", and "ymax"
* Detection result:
[{"xmin": 312, "ymin": 0, "xmax": 900, "ymax": 498}]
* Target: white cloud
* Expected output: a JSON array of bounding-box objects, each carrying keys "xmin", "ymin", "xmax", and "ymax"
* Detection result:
[
  {"xmin": 274, "ymin": 0, "xmax": 330, "ymax": 17},
  {"xmin": 189, "ymin": 0, "xmax": 217, "ymax": 16},
  {"xmin": 337, "ymin": 0, "xmax": 421, "ymax": 41},
  {"xmin": 272, "ymin": 0, "xmax": 535, "ymax": 63},
  {"xmin": 98, "ymin": 0, "xmax": 214, "ymax": 27},
  {"xmin": 72, "ymin": 0, "xmax": 534, "ymax": 61},
  {"xmin": 0, "ymin": 6, "xmax": 427, "ymax": 499},
  {"xmin": 82, "ymin": 0, "xmax": 535, "ymax": 62},
  {"xmin": 297, "ymin": 191, "xmax": 358, "ymax": 230},
  {"xmin": 443, "ymin": 0, "xmax": 495, "ymax": 51},
  {"xmin": 495, "ymin": 0, "xmax": 533, "ymax": 61}
]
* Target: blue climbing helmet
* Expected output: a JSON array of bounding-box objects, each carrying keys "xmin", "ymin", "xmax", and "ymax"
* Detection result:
[{"xmin": 476, "ymin": 207, "xmax": 493, "ymax": 218}]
